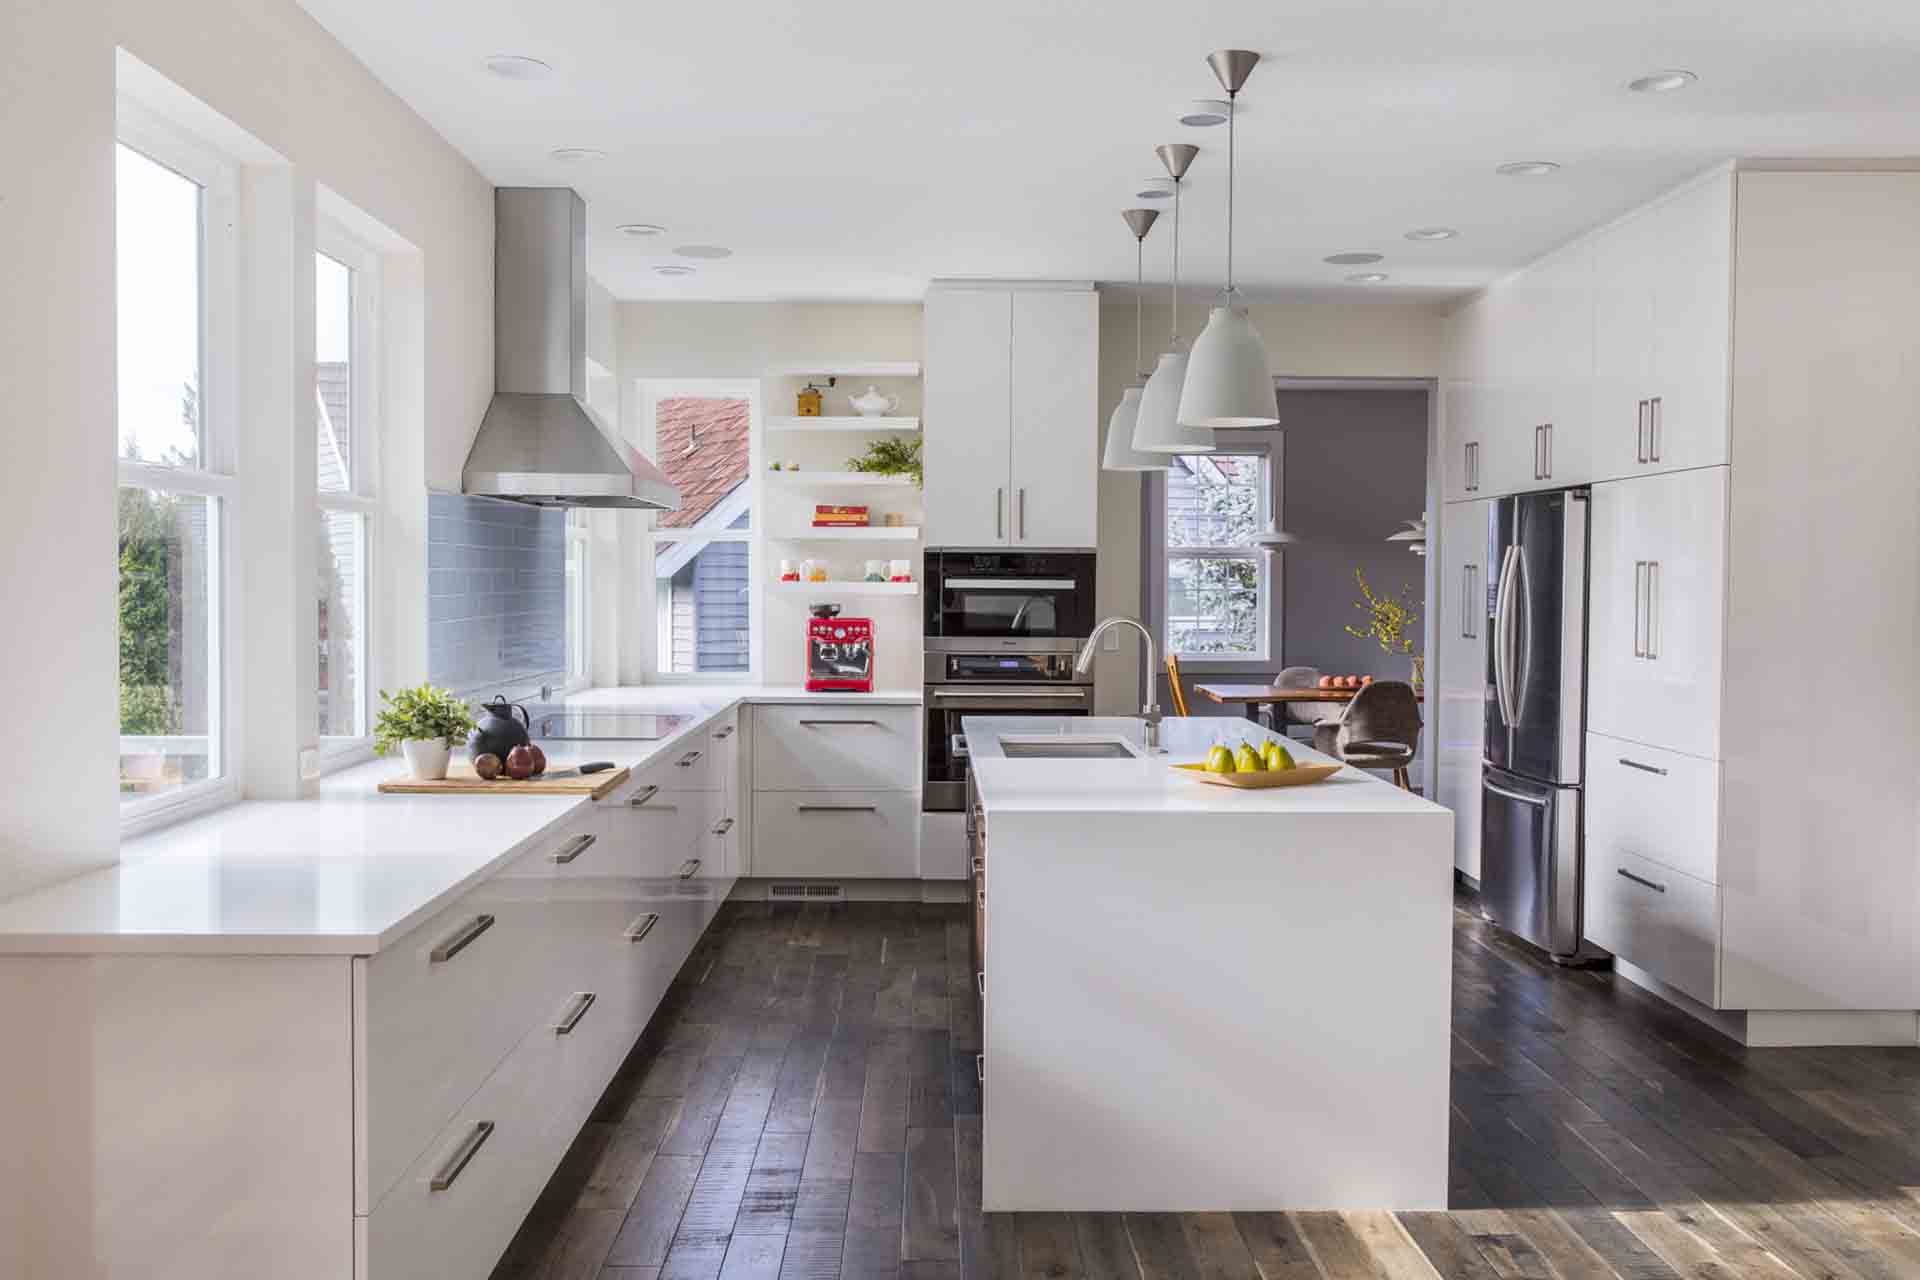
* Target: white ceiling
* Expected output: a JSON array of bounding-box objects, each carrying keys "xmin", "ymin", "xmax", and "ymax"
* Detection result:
[{"xmin": 295, "ymin": 0, "xmax": 1920, "ymax": 303}]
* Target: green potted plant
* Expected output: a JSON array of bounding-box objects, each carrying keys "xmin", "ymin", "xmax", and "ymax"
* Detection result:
[
  {"xmin": 846, "ymin": 437, "xmax": 923, "ymax": 487},
  {"xmin": 374, "ymin": 685, "xmax": 477, "ymax": 780}
]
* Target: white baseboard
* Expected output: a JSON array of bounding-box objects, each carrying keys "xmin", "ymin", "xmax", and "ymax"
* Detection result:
[{"xmin": 1613, "ymin": 958, "xmax": 1920, "ymax": 1047}]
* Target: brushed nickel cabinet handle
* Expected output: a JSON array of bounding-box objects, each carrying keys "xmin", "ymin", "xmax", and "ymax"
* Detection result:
[
  {"xmin": 798, "ymin": 718, "xmax": 882, "ymax": 727},
  {"xmin": 711, "ymin": 818, "xmax": 735, "ymax": 836},
  {"xmin": 676, "ymin": 750, "xmax": 703, "ymax": 768},
  {"xmin": 1534, "ymin": 425, "xmax": 1545, "ymax": 480},
  {"xmin": 1017, "ymin": 488, "xmax": 1027, "ymax": 540},
  {"xmin": 996, "ymin": 488, "xmax": 1004, "ymax": 539},
  {"xmin": 678, "ymin": 858, "xmax": 702, "ymax": 880},
  {"xmin": 1646, "ymin": 561, "xmax": 1661, "ymax": 659},
  {"xmin": 628, "ymin": 785, "xmax": 661, "ymax": 808},
  {"xmin": 550, "ymin": 833, "xmax": 596, "ymax": 864},
  {"xmin": 430, "ymin": 1121, "xmax": 494, "ymax": 1192},
  {"xmin": 430, "ymin": 914, "xmax": 495, "ymax": 964},
  {"xmin": 976, "ymin": 888, "xmax": 986, "ymax": 908},
  {"xmin": 1544, "ymin": 423, "xmax": 1553, "ymax": 476},
  {"xmin": 1636, "ymin": 400, "xmax": 1649, "ymax": 463},
  {"xmin": 1617, "ymin": 867, "xmax": 1667, "ymax": 894},
  {"xmin": 976, "ymin": 971, "xmax": 984, "ymax": 998},
  {"xmin": 1649, "ymin": 396, "xmax": 1662, "ymax": 461},
  {"xmin": 1618, "ymin": 758, "xmax": 1669, "ymax": 776},
  {"xmin": 1633, "ymin": 562, "xmax": 1648, "ymax": 658},
  {"xmin": 624, "ymin": 912, "xmax": 660, "ymax": 943},
  {"xmin": 975, "ymin": 1054, "xmax": 984, "ymax": 1084},
  {"xmin": 971, "ymin": 855, "xmax": 984, "ymax": 874},
  {"xmin": 713, "ymin": 725, "xmax": 735, "ymax": 739},
  {"xmin": 553, "ymin": 991, "xmax": 596, "ymax": 1035},
  {"xmin": 796, "ymin": 803, "xmax": 879, "ymax": 813}
]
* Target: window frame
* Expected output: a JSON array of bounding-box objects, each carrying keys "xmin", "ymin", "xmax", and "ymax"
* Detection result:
[
  {"xmin": 563, "ymin": 511, "xmax": 593, "ymax": 694},
  {"xmin": 636, "ymin": 378, "xmax": 762, "ymax": 685},
  {"xmin": 314, "ymin": 219, "xmax": 382, "ymax": 767},
  {"xmin": 1146, "ymin": 437, "xmax": 1281, "ymax": 669},
  {"xmin": 115, "ymin": 100, "xmax": 242, "ymax": 835}
]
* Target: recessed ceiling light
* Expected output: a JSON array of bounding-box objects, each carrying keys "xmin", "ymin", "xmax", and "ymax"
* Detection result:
[
  {"xmin": 1323, "ymin": 252, "xmax": 1384, "ymax": 266},
  {"xmin": 549, "ymin": 147, "xmax": 605, "ymax": 163},
  {"xmin": 1346, "ymin": 272, "xmax": 1389, "ymax": 284},
  {"xmin": 653, "ymin": 264, "xmax": 696, "ymax": 277},
  {"xmin": 674, "ymin": 244, "xmax": 732, "ymax": 259},
  {"xmin": 616, "ymin": 223, "xmax": 665, "ymax": 237},
  {"xmin": 1404, "ymin": 227, "xmax": 1458, "ymax": 241},
  {"xmin": 1136, "ymin": 178, "xmax": 1175, "ymax": 200},
  {"xmin": 1628, "ymin": 69, "xmax": 1697, "ymax": 93},
  {"xmin": 1496, "ymin": 160, "xmax": 1561, "ymax": 177},
  {"xmin": 1179, "ymin": 99, "xmax": 1231, "ymax": 127},
  {"xmin": 484, "ymin": 55, "xmax": 552, "ymax": 80}
]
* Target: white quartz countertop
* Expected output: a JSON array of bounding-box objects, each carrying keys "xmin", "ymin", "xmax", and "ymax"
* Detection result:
[
  {"xmin": 965, "ymin": 715, "xmax": 1446, "ymax": 816},
  {"xmin": 0, "ymin": 686, "xmax": 918, "ymax": 956}
]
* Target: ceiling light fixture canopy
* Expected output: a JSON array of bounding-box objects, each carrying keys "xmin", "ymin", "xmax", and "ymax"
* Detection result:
[
  {"xmin": 1132, "ymin": 143, "xmax": 1215, "ymax": 454},
  {"xmin": 1179, "ymin": 49, "xmax": 1280, "ymax": 430},
  {"xmin": 549, "ymin": 147, "xmax": 606, "ymax": 163},
  {"xmin": 1103, "ymin": 208, "xmax": 1169, "ymax": 471}
]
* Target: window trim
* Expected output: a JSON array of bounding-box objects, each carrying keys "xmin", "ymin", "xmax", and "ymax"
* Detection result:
[
  {"xmin": 1145, "ymin": 437, "xmax": 1282, "ymax": 670},
  {"xmin": 115, "ymin": 100, "xmax": 242, "ymax": 832}
]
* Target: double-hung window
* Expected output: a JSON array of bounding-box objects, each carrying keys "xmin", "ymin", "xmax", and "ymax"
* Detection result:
[
  {"xmin": 115, "ymin": 108, "xmax": 238, "ymax": 821},
  {"xmin": 315, "ymin": 225, "xmax": 379, "ymax": 753},
  {"xmin": 1161, "ymin": 451, "xmax": 1272, "ymax": 661}
]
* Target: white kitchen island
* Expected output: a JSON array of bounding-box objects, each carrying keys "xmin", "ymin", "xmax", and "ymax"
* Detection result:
[{"xmin": 966, "ymin": 715, "xmax": 1453, "ymax": 1212}]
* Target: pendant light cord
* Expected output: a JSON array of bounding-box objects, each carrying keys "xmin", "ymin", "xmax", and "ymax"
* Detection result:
[
  {"xmin": 1135, "ymin": 238, "xmax": 1145, "ymax": 378},
  {"xmin": 1170, "ymin": 177, "xmax": 1181, "ymax": 343},
  {"xmin": 1225, "ymin": 94, "xmax": 1236, "ymax": 295}
]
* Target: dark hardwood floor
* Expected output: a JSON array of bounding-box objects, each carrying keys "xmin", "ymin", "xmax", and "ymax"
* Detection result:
[{"xmin": 493, "ymin": 891, "xmax": 1920, "ymax": 1280}]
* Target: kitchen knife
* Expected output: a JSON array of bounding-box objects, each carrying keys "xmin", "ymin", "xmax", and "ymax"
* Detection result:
[{"xmin": 541, "ymin": 761, "xmax": 617, "ymax": 780}]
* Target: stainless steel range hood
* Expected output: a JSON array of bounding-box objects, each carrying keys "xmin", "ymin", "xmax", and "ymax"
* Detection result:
[{"xmin": 462, "ymin": 188, "xmax": 681, "ymax": 510}]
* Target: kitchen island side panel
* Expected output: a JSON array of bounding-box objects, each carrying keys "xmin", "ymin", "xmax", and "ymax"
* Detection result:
[{"xmin": 981, "ymin": 806, "xmax": 1452, "ymax": 1211}]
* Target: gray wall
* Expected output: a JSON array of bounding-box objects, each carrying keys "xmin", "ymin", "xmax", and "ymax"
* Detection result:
[
  {"xmin": 1279, "ymin": 389, "xmax": 1429, "ymax": 680},
  {"xmin": 427, "ymin": 494, "xmax": 566, "ymax": 692}
]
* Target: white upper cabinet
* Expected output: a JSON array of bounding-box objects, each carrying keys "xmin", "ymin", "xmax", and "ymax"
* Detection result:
[
  {"xmin": 1586, "ymin": 466, "xmax": 1728, "ymax": 760},
  {"xmin": 1009, "ymin": 289, "xmax": 1099, "ymax": 547},
  {"xmin": 924, "ymin": 288, "xmax": 1014, "ymax": 546},
  {"xmin": 1441, "ymin": 293, "xmax": 1488, "ymax": 503},
  {"xmin": 1589, "ymin": 172, "xmax": 1734, "ymax": 482},
  {"xmin": 1530, "ymin": 240, "xmax": 1596, "ymax": 488},
  {"xmin": 1436, "ymin": 498, "xmax": 1492, "ymax": 877},
  {"xmin": 924, "ymin": 284, "xmax": 1099, "ymax": 548}
]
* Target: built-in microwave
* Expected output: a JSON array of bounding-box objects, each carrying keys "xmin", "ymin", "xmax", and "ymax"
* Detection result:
[{"xmin": 923, "ymin": 550, "xmax": 1097, "ymax": 651}]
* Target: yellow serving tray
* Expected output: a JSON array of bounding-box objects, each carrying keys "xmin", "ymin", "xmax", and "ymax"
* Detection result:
[{"xmin": 1171, "ymin": 761, "xmax": 1343, "ymax": 789}]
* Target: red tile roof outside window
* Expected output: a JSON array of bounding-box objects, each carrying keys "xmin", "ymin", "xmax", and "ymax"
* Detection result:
[{"xmin": 656, "ymin": 397, "xmax": 750, "ymax": 530}]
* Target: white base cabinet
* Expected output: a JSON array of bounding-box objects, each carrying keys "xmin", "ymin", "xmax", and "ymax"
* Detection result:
[
  {"xmin": 746, "ymin": 703, "xmax": 921, "ymax": 878},
  {"xmin": 1435, "ymin": 498, "xmax": 1491, "ymax": 878}
]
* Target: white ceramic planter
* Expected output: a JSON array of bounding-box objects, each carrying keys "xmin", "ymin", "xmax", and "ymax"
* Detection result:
[{"xmin": 400, "ymin": 738, "xmax": 452, "ymax": 781}]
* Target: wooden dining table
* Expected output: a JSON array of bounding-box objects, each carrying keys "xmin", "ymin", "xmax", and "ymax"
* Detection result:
[{"xmin": 1194, "ymin": 682, "xmax": 1424, "ymax": 726}]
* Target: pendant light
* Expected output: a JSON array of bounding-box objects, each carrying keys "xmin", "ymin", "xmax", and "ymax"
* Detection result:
[
  {"xmin": 1133, "ymin": 143, "xmax": 1216, "ymax": 453},
  {"xmin": 1178, "ymin": 50, "xmax": 1280, "ymax": 429},
  {"xmin": 1387, "ymin": 517, "xmax": 1427, "ymax": 556},
  {"xmin": 1103, "ymin": 208, "xmax": 1168, "ymax": 471}
]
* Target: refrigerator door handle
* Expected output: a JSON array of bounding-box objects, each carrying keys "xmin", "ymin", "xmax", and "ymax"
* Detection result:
[
  {"xmin": 1484, "ymin": 780, "xmax": 1549, "ymax": 808},
  {"xmin": 1492, "ymin": 544, "xmax": 1519, "ymax": 725},
  {"xmin": 1513, "ymin": 542, "xmax": 1534, "ymax": 718}
]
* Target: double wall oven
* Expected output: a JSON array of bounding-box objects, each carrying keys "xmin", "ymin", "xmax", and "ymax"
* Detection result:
[{"xmin": 923, "ymin": 551, "xmax": 1097, "ymax": 812}]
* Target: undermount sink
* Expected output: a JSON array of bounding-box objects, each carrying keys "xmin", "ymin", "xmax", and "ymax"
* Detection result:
[{"xmin": 997, "ymin": 736, "xmax": 1139, "ymax": 760}]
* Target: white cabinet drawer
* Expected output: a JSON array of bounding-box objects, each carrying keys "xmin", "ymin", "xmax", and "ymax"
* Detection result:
[
  {"xmin": 753, "ymin": 705, "xmax": 919, "ymax": 791},
  {"xmin": 751, "ymin": 790, "xmax": 921, "ymax": 878},
  {"xmin": 355, "ymin": 876, "xmax": 559, "ymax": 1214},
  {"xmin": 1586, "ymin": 734, "xmax": 1721, "ymax": 885},
  {"xmin": 657, "ymin": 737, "xmax": 716, "ymax": 791},
  {"xmin": 1586, "ymin": 844, "xmax": 1719, "ymax": 1006}
]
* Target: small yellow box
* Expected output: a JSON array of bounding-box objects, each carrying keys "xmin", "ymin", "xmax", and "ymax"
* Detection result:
[{"xmin": 797, "ymin": 384, "xmax": 823, "ymax": 416}]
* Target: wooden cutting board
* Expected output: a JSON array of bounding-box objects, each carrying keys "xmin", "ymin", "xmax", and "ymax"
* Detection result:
[{"xmin": 377, "ymin": 764, "xmax": 630, "ymax": 800}]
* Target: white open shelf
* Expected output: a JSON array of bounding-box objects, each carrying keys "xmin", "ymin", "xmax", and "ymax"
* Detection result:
[
  {"xmin": 765, "ymin": 361, "xmax": 922, "ymax": 379},
  {"xmin": 766, "ymin": 415, "xmax": 921, "ymax": 434},
  {"xmin": 765, "ymin": 471, "xmax": 919, "ymax": 490},
  {"xmin": 769, "ymin": 580, "xmax": 920, "ymax": 597},
  {"xmin": 775, "ymin": 526, "xmax": 921, "ymax": 542}
]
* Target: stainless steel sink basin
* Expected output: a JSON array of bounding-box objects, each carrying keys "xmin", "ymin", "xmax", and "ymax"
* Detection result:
[{"xmin": 997, "ymin": 737, "xmax": 1138, "ymax": 760}]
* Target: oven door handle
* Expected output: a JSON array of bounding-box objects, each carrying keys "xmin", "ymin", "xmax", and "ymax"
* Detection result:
[
  {"xmin": 938, "ymin": 577, "xmax": 1079, "ymax": 590},
  {"xmin": 929, "ymin": 689, "xmax": 1089, "ymax": 705}
]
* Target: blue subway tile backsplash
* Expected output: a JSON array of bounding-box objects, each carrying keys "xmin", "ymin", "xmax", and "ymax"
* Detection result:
[{"xmin": 427, "ymin": 493, "xmax": 566, "ymax": 692}]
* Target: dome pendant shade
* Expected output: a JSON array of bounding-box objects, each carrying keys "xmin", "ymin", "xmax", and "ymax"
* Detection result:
[
  {"xmin": 1103, "ymin": 387, "xmax": 1165, "ymax": 470},
  {"xmin": 1133, "ymin": 351, "xmax": 1215, "ymax": 453},
  {"xmin": 1179, "ymin": 303, "xmax": 1279, "ymax": 427}
]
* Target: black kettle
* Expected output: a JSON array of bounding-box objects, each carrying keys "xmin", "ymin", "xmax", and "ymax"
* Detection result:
[{"xmin": 468, "ymin": 695, "xmax": 531, "ymax": 761}]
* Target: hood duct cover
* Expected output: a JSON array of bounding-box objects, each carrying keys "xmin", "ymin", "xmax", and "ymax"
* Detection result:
[{"xmin": 462, "ymin": 188, "xmax": 681, "ymax": 511}]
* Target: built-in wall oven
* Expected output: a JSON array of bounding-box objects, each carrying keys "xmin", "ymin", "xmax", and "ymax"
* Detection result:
[{"xmin": 923, "ymin": 550, "xmax": 1097, "ymax": 813}]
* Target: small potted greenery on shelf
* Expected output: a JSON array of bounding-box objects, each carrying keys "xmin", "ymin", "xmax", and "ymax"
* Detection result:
[
  {"xmin": 846, "ymin": 437, "xmax": 922, "ymax": 487},
  {"xmin": 373, "ymin": 684, "xmax": 478, "ymax": 780}
]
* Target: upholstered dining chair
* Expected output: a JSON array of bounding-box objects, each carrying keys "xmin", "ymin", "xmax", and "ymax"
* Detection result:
[
  {"xmin": 1313, "ymin": 680, "xmax": 1423, "ymax": 789},
  {"xmin": 1164, "ymin": 653, "xmax": 1191, "ymax": 717},
  {"xmin": 1274, "ymin": 666, "xmax": 1337, "ymax": 732}
]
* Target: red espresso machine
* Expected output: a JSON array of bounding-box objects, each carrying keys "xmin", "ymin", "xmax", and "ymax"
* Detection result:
[{"xmin": 804, "ymin": 604, "xmax": 874, "ymax": 693}]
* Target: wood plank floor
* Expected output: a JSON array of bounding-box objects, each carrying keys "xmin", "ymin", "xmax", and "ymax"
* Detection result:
[{"xmin": 493, "ymin": 890, "xmax": 1920, "ymax": 1280}]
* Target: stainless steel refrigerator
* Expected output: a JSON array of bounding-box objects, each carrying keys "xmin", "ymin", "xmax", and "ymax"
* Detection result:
[{"xmin": 1480, "ymin": 487, "xmax": 1606, "ymax": 964}]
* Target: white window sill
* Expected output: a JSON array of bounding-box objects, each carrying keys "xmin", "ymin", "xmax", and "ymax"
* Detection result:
[{"xmin": 120, "ymin": 777, "xmax": 240, "ymax": 840}]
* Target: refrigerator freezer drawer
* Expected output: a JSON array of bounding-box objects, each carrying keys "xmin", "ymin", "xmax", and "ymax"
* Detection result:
[{"xmin": 1479, "ymin": 769, "xmax": 1587, "ymax": 959}]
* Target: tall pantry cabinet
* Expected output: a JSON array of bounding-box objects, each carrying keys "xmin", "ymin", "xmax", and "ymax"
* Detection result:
[{"xmin": 1439, "ymin": 166, "xmax": 1920, "ymax": 1042}]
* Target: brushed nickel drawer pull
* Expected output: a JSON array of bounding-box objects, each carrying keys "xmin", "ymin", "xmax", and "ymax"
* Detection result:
[
  {"xmin": 1618, "ymin": 758, "xmax": 1669, "ymax": 776},
  {"xmin": 553, "ymin": 991, "xmax": 596, "ymax": 1035},
  {"xmin": 976, "ymin": 889, "xmax": 986, "ymax": 908},
  {"xmin": 1636, "ymin": 399, "xmax": 1650, "ymax": 463},
  {"xmin": 1616, "ymin": 867, "xmax": 1667, "ymax": 894},
  {"xmin": 676, "ymin": 750, "xmax": 703, "ymax": 768},
  {"xmin": 971, "ymin": 855, "xmax": 984, "ymax": 874},
  {"xmin": 550, "ymin": 833, "xmax": 596, "ymax": 864},
  {"xmin": 713, "ymin": 725, "xmax": 735, "ymax": 739},
  {"xmin": 678, "ymin": 858, "xmax": 702, "ymax": 880},
  {"xmin": 797, "ymin": 803, "xmax": 879, "ymax": 813},
  {"xmin": 628, "ymin": 785, "xmax": 661, "ymax": 808},
  {"xmin": 429, "ymin": 1121, "xmax": 494, "ymax": 1192},
  {"xmin": 975, "ymin": 1054, "xmax": 984, "ymax": 1084},
  {"xmin": 798, "ymin": 718, "xmax": 882, "ymax": 727},
  {"xmin": 1648, "ymin": 396, "xmax": 1663, "ymax": 461},
  {"xmin": 711, "ymin": 818, "xmax": 734, "ymax": 836},
  {"xmin": 624, "ymin": 912, "xmax": 660, "ymax": 943},
  {"xmin": 976, "ymin": 971, "xmax": 984, "ymax": 998},
  {"xmin": 429, "ymin": 914, "xmax": 495, "ymax": 964}
]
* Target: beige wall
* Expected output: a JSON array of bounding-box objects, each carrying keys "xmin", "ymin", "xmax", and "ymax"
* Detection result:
[
  {"xmin": 1091, "ymin": 298, "xmax": 1449, "ymax": 713},
  {"xmin": 0, "ymin": 0, "xmax": 491, "ymax": 899}
]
